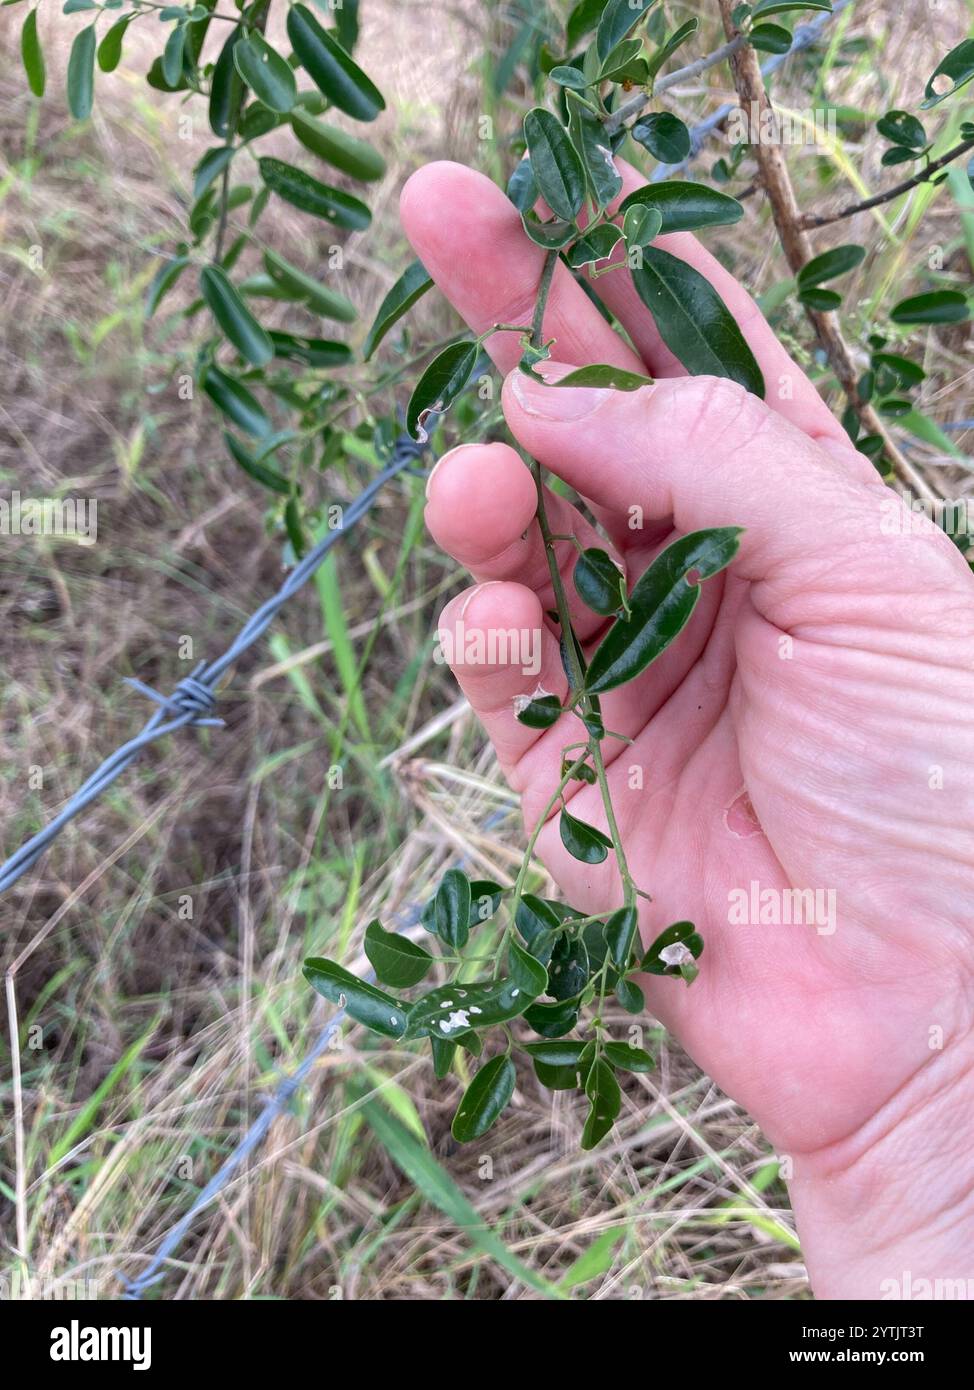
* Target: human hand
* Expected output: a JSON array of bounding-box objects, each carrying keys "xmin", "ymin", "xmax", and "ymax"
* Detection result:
[{"xmin": 401, "ymin": 159, "xmax": 974, "ymax": 1298}]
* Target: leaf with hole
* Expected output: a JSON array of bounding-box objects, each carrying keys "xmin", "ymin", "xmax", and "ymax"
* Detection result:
[
  {"xmin": 922, "ymin": 38, "xmax": 974, "ymax": 109},
  {"xmin": 639, "ymin": 920, "xmax": 704, "ymax": 979},
  {"xmin": 406, "ymin": 339, "xmax": 479, "ymax": 439},
  {"xmin": 585, "ymin": 527, "xmax": 742, "ymax": 692},
  {"xmin": 876, "ymin": 109, "xmax": 926, "ymax": 149},
  {"xmin": 304, "ymin": 957, "xmax": 407, "ymax": 1037}
]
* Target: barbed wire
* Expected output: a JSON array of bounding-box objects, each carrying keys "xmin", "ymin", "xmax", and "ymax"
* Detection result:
[{"xmin": 0, "ymin": 432, "xmax": 431, "ymax": 896}]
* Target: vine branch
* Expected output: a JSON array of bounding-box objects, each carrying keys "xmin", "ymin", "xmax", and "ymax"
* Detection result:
[
  {"xmin": 716, "ymin": 0, "xmax": 937, "ymax": 504},
  {"xmin": 798, "ymin": 136, "xmax": 974, "ymax": 229}
]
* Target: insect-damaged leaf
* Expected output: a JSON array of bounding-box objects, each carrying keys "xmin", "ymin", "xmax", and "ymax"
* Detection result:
[
  {"xmin": 586, "ymin": 528, "xmax": 742, "ymax": 693},
  {"xmin": 406, "ymin": 340, "xmax": 479, "ymax": 439}
]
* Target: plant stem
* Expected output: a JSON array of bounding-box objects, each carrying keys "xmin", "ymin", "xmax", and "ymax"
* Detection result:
[
  {"xmin": 530, "ymin": 250, "xmax": 559, "ymax": 350},
  {"xmin": 798, "ymin": 136, "xmax": 974, "ymax": 229}
]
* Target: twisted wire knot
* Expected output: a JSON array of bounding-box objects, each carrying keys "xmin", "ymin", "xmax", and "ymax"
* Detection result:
[{"xmin": 125, "ymin": 664, "xmax": 223, "ymax": 728}]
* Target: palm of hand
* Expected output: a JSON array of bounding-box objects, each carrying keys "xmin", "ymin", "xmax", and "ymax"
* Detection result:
[{"xmin": 403, "ymin": 160, "xmax": 974, "ymax": 1166}]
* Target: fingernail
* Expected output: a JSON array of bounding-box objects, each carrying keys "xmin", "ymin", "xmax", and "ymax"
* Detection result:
[
  {"xmin": 459, "ymin": 581, "xmax": 502, "ymax": 620},
  {"xmin": 425, "ymin": 442, "xmax": 480, "ymax": 500},
  {"xmin": 509, "ymin": 362, "xmax": 610, "ymax": 421}
]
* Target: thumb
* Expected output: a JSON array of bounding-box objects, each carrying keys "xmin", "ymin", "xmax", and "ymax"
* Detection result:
[{"xmin": 502, "ymin": 364, "xmax": 922, "ymax": 617}]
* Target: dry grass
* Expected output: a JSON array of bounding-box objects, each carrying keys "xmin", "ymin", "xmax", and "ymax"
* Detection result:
[{"xmin": 0, "ymin": 0, "xmax": 971, "ymax": 1301}]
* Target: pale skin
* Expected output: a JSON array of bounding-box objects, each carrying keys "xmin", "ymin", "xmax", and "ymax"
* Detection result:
[{"xmin": 400, "ymin": 160, "xmax": 974, "ymax": 1299}]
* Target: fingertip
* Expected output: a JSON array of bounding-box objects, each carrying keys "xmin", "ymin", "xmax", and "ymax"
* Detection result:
[{"xmin": 425, "ymin": 442, "xmax": 536, "ymax": 564}]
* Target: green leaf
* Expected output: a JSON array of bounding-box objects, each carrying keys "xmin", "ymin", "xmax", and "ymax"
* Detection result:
[
  {"xmin": 209, "ymin": 25, "xmax": 245, "ymax": 138},
  {"xmin": 506, "ymin": 158, "xmax": 538, "ymax": 212},
  {"xmin": 549, "ymin": 65, "xmax": 590, "ymax": 90},
  {"xmin": 749, "ymin": 22, "xmax": 792, "ymax": 55},
  {"xmin": 515, "ymin": 693, "xmax": 563, "ymax": 728},
  {"xmin": 521, "ymin": 215, "xmax": 576, "ymax": 249},
  {"xmin": 533, "ymin": 1058, "xmax": 585, "ymax": 1090},
  {"xmin": 406, "ymin": 339, "xmax": 479, "ymax": 439},
  {"xmin": 467, "ymin": 880, "xmax": 504, "ymax": 927},
  {"xmin": 523, "ymin": 998, "xmax": 579, "ymax": 1038},
  {"xmin": 574, "ymin": 546, "xmax": 626, "ymax": 616},
  {"xmin": 797, "ymin": 286, "xmax": 841, "ymax": 311},
  {"xmin": 21, "ymin": 9, "xmax": 45, "ymax": 97},
  {"xmin": 922, "ymin": 38, "xmax": 974, "ymax": 109},
  {"xmin": 259, "ymin": 157, "xmax": 371, "ymax": 229},
  {"xmin": 630, "ymin": 247, "xmax": 765, "ymax": 395},
  {"xmin": 522, "ymin": 1040, "xmax": 589, "ymax": 1066},
  {"xmin": 452, "ymin": 1055, "xmax": 516, "ymax": 1141},
  {"xmin": 290, "ymin": 107, "xmax": 385, "ymax": 181},
  {"xmin": 304, "ymin": 957, "xmax": 407, "ymax": 1037},
  {"xmin": 890, "ymin": 289, "xmax": 970, "ymax": 324},
  {"xmin": 223, "ymin": 432, "xmax": 291, "ymax": 495},
  {"xmin": 618, "ymin": 180, "xmax": 744, "ymax": 234},
  {"xmin": 361, "ymin": 1100, "xmax": 562, "ymax": 1298},
  {"xmin": 581, "ymin": 1059, "xmax": 621, "ymax": 1149},
  {"xmin": 546, "ymin": 364, "xmax": 653, "ymax": 391},
  {"xmin": 559, "ymin": 807, "xmax": 611, "ymax": 864},
  {"xmin": 364, "ymin": 919, "xmax": 433, "ymax": 988},
  {"xmin": 596, "ymin": 0, "xmax": 655, "ymax": 64},
  {"xmin": 565, "ymin": 90, "xmax": 621, "ymax": 210},
  {"xmin": 567, "ymin": 0, "xmax": 607, "ymax": 49},
  {"xmin": 523, "ymin": 107, "xmax": 586, "ymax": 222},
  {"xmin": 623, "ymin": 203, "xmax": 662, "ymax": 249},
  {"xmin": 430, "ymin": 1035, "xmax": 456, "ymax": 1079},
  {"xmin": 287, "ymin": 4, "xmax": 385, "ymax": 121},
  {"xmin": 405, "ymin": 977, "xmax": 542, "ymax": 1039},
  {"xmin": 67, "ymin": 24, "xmax": 96, "ymax": 119},
  {"xmin": 193, "ymin": 145, "xmax": 235, "ymax": 201},
  {"xmin": 566, "ymin": 223, "xmax": 623, "ymax": 267},
  {"xmin": 797, "ymin": 243, "xmax": 865, "ymax": 287},
  {"xmin": 880, "ymin": 145, "xmax": 917, "ymax": 168},
  {"xmin": 871, "ymin": 351, "xmax": 925, "ymax": 389},
  {"xmin": 268, "ymin": 331, "xmax": 352, "ymax": 368},
  {"xmin": 639, "ymin": 919, "xmax": 704, "ymax": 980},
  {"xmin": 614, "ymin": 976, "xmax": 644, "ymax": 1013},
  {"xmin": 632, "ymin": 112, "xmax": 691, "ymax": 164},
  {"xmin": 645, "ymin": 17, "xmax": 698, "ymax": 81},
  {"xmin": 161, "ymin": 21, "xmax": 187, "ymax": 88},
  {"xmin": 515, "ymin": 895, "xmax": 561, "ymax": 966},
  {"xmin": 605, "ymin": 904, "xmax": 638, "ymax": 971},
  {"xmin": 199, "ymin": 266, "xmax": 273, "ymax": 367},
  {"xmin": 603, "ymin": 1041, "xmax": 654, "ymax": 1072},
  {"xmin": 751, "ymin": 0, "xmax": 831, "ymax": 14},
  {"xmin": 262, "ymin": 248, "xmax": 357, "ymax": 322},
  {"xmin": 434, "ymin": 868, "xmax": 471, "ymax": 949},
  {"xmin": 362, "ymin": 259, "xmax": 433, "ymax": 359},
  {"xmin": 547, "ymin": 935, "xmax": 590, "ymax": 1001},
  {"xmin": 203, "ymin": 365, "xmax": 271, "ymax": 437},
  {"xmin": 145, "ymin": 255, "xmax": 189, "ymax": 316},
  {"xmin": 876, "ymin": 109, "xmax": 926, "ymax": 149},
  {"xmin": 233, "ymin": 33, "xmax": 297, "ymax": 113},
  {"xmin": 509, "ymin": 938, "xmax": 549, "ymax": 996},
  {"xmin": 586, "ymin": 527, "xmax": 742, "ymax": 693}
]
